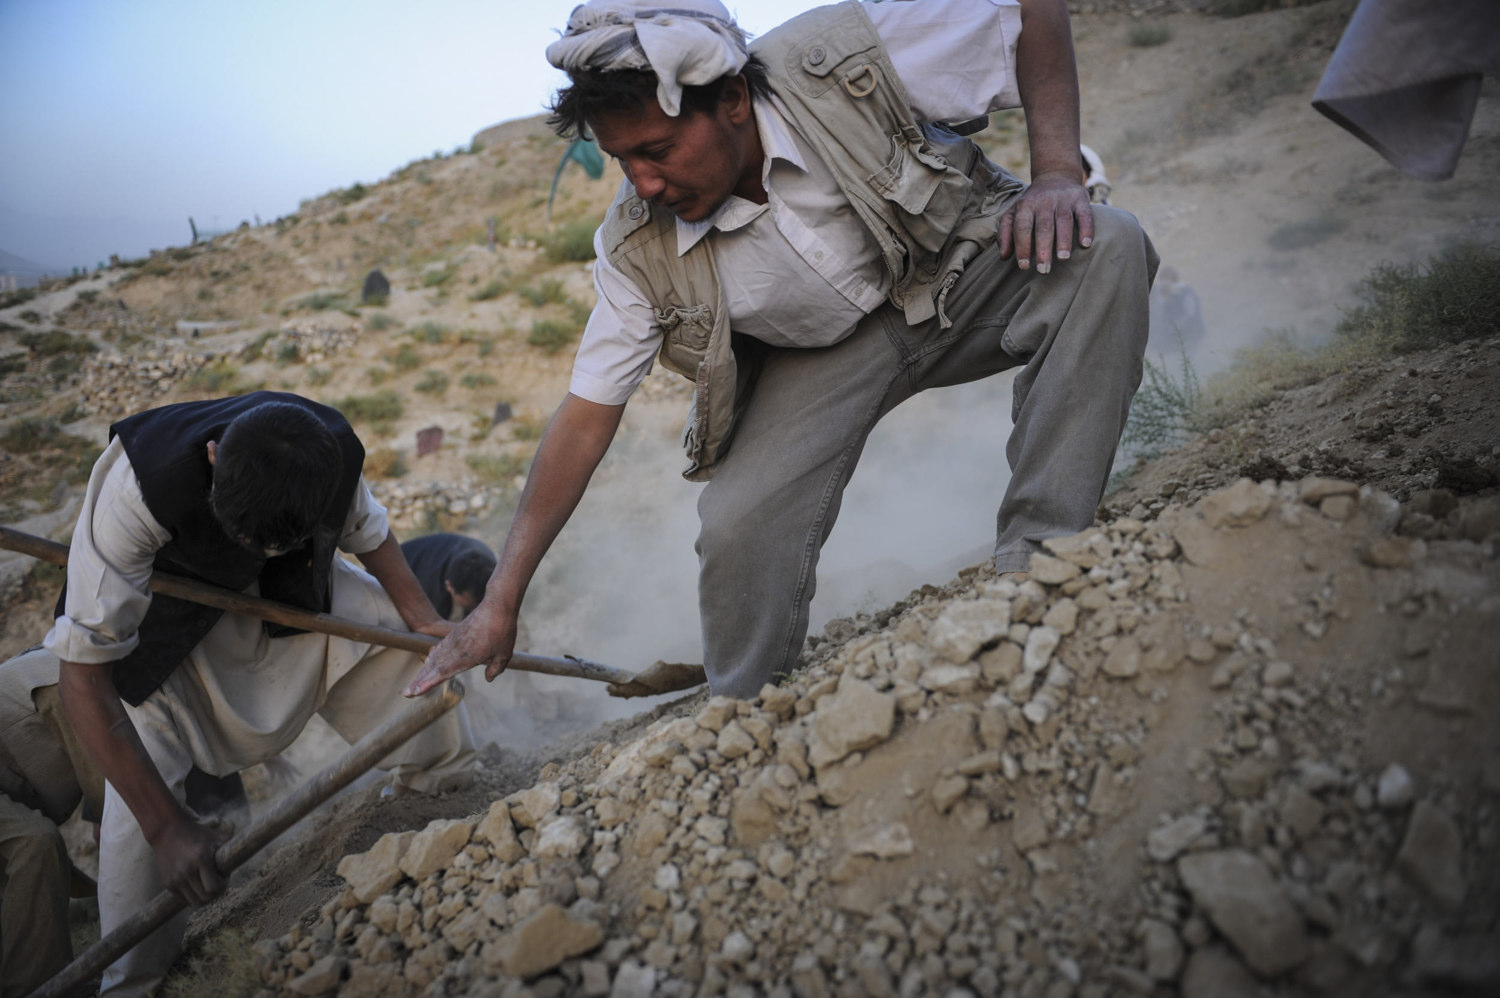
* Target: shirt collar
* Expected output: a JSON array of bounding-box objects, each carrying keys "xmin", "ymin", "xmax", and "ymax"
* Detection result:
[{"xmin": 674, "ymin": 98, "xmax": 809, "ymax": 255}]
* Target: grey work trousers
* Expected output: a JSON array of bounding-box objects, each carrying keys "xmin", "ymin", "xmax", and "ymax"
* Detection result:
[{"xmin": 697, "ymin": 205, "xmax": 1158, "ymax": 698}]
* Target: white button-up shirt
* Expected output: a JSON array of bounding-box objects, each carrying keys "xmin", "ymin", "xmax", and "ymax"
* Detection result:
[
  {"xmin": 570, "ymin": 0, "xmax": 1024, "ymax": 406},
  {"xmin": 43, "ymin": 436, "xmax": 389, "ymax": 664}
]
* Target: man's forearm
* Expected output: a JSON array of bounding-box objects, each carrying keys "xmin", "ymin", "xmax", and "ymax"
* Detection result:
[
  {"xmin": 58, "ymin": 661, "xmax": 185, "ymax": 843},
  {"xmin": 1016, "ymin": 0, "xmax": 1083, "ymax": 181},
  {"xmin": 358, "ymin": 530, "xmax": 444, "ymax": 633},
  {"xmin": 489, "ymin": 394, "xmax": 625, "ymax": 614}
]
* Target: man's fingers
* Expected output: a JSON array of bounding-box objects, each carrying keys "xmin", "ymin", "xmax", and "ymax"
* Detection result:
[
  {"xmin": 997, "ymin": 211, "xmax": 1015, "ymax": 259},
  {"xmin": 1013, "ymin": 204, "xmax": 1035, "ymax": 270},
  {"xmin": 484, "ymin": 658, "xmax": 510, "ymax": 682},
  {"xmin": 1077, "ymin": 202, "xmax": 1095, "ymax": 249}
]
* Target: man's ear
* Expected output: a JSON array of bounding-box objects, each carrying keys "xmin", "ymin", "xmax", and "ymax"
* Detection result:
[
  {"xmin": 722, "ymin": 74, "xmax": 752, "ymax": 126},
  {"xmin": 206, "ymin": 440, "xmax": 218, "ymax": 466}
]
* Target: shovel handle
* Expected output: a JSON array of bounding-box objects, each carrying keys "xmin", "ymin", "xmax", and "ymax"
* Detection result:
[{"xmin": 0, "ymin": 525, "xmax": 634, "ymax": 686}]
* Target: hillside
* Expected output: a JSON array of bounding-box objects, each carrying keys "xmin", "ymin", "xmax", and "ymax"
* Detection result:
[{"xmin": 1, "ymin": 2, "xmax": 1497, "ymax": 996}]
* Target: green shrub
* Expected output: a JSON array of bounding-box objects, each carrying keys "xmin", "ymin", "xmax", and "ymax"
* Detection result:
[
  {"xmin": 336, "ymin": 182, "xmax": 369, "ymax": 205},
  {"xmin": 519, "ymin": 279, "xmax": 566, "ymax": 307},
  {"xmin": 422, "ymin": 266, "xmax": 455, "ymax": 288},
  {"xmin": 240, "ymin": 330, "xmax": 275, "ymax": 361},
  {"xmin": 510, "ymin": 416, "xmax": 544, "ymax": 441},
  {"xmin": 366, "ymin": 365, "xmax": 391, "ymax": 386},
  {"xmin": 459, "ymin": 372, "xmax": 496, "ymax": 390},
  {"xmin": 1121, "ymin": 352, "xmax": 1203, "ymax": 459},
  {"xmin": 470, "ymin": 279, "xmax": 506, "ymax": 302},
  {"xmin": 1, "ymin": 417, "xmax": 65, "ymax": 454},
  {"xmin": 1127, "ymin": 22, "xmax": 1173, "ymax": 47},
  {"xmin": 527, "ymin": 319, "xmax": 577, "ymax": 354},
  {"xmin": 0, "ymin": 353, "xmax": 26, "ymax": 375},
  {"xmin": 410, "ymin": 322, "xmax": 450, "ymax": 345},
  {"xmin": 363, "ymin": 446, "xmax": 408, "ymax": 479},
  {"xmin": 465, "ymin": 452, "xmax": 529, "ymax": 483},
  {"xmin": 299, "ymin": 291, "xmax": 347, "ymax": 311},
  {"xmin": 542, "ymin": 218, "xmax": 600, "ymax": 263},
  {"xmin": 1334, "ymin": 243, "xmax": 1500, "ymax": 352},
  {"xmin": 20, "ymin": 330, "xmax": 96, "ymax": 357},
  {"xmin": 274, "ymin": 341, "xmax": 301, "ymax": 365},
  {"xmin": 365, "ymin": 312, "xmax": 395, "ymax": 331},
  {"xmin": 337, "ymin": 390, "xmax": 403, "ymax": 423},
  {"xmin": 415, "ymin": 370, "xmax": 450, "ymax": 395},
  {"xmin": 186, "ymin": 360, "xmax": 258, "ymax": 395},
  {"xmin": 306, "ymin": 366, "xmax": 332, "ymax": 386},
  {"xmin": 76, "ymin": 289, "xmax": 100, "ymax": 304},
  {"xmin": 389, "ymin": 344, "xmax": 421, "ymax": 371}
]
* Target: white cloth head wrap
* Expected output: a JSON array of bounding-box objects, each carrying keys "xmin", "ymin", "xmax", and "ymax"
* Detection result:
[{"xmin": 546, "ymin": 0, "xmax": 750, "ymax": 117}]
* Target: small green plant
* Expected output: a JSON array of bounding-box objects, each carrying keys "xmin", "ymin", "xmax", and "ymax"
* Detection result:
[
  {"xmin": 274, "ymin": 341, "xmax": 301, "ymax": 365},
  {"xmin": 337, "ymin": 390, "xmax": 403, "ymax": 423},
  {"xmin": 0, "ymin": 353, "xmax": 26, "ymax": 376},
  {"xmin": 299, "ymin": 291, "xmax": 346, "ymax": 311},
  {"xmin": 363, "ymin": 446, "xmax": 409, "ymax": 479},
  {"xmin": 331, "ymin": 211, "xmax": 349, "ymax": 225},
  {"xmin": 415, "ymin": 370, "xmax": 450, "ymax": 395},
  {"xmin": 76, "ymin": 289, "xmax": 100, "ymax": 304},
  {"xmin": 465, "ymin": 452, "xmax": 529, "ymax": 483},
  {"xmin": 527, "ymin": 319, "xmax": 577, "ymax": 354},
  {"xmin": 18, "ymin": 310, "xmax": 43, "ymax": 324},
  {"xmin": 365, "ymin": 312, "xmax": 395, "ymax": 331},
  {"xmin": 519, "ymin": 279, "xmax": 567, "ymax": 307},
  {"xmin": 336, "ymin": 182, "xmax": 369, "ymax": 205},
  {"xmin": 410, "ymin": 322, "xmax": 450, "ymax": 345},
  {"xmin": 366, "ymin": 365, "xmax": 391, "ymax": 386},
  {"xmin": 306, "ymin": 366, "xmax": 332, "ymax": 386},
  {"xmin": 470, "ymin": 279, "xmax": 506, "ymax": 302},
  {"xmin": 1121, "ymin": 352, "xmax": 1203, "ymax": 460},
  {"xmin": 388, "ymin": 344, "xmax": 421, "ymax": 371},
  {"xmin": 542, "ymin": 218, "xmax": 600, "ymax": 263},
  {"xmin": 422, "ymin": 265, "xmax": 455, "ymax": 288},
  {"xmin": 1, "ymin": 417, "xmax": 65, "ymax": 454},
  {"xmin": 477, "ymin": 337, "xmax": 496, "ymax": 358},
  {"xmin": 1127, "ymin": 21, "xmax": 1173, "ymax": 47},
  {"xmin": 20, "ymin": 330, "xmax": 96, "ymax": 357},
  {"xmin": 459, "ymin": 371, "xmax": 496, "ymax": 390},
  {"xmin": 186, "ymin": 360, "xmax": 257, "ymax": 395},
  {"xmin": 510, "ymin": 415, "xmax": 544, "ymax": 441},
  {"xmin": 240, "ymin": 330, "xmax": 275, "ymax": 361}
]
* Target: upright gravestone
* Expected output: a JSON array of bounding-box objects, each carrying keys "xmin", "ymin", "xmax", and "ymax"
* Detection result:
[{"xmin": 362, "ymin": 269, "xmax": 390, "ymax": 303}]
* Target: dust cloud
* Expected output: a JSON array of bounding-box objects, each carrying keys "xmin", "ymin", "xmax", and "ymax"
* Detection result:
[{"xmin": 459, "ymin": 375, "xmax": 1019, "ymax": 747}]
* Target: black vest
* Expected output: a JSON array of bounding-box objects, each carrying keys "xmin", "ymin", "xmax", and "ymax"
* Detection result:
[{"xmin": 58, "ymin": 392, "xmax": 364, "ymax": 705}]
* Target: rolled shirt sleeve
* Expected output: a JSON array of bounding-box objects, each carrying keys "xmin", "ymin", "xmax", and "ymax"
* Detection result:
[
  {"xmin": 43, "ymin": 437, "xmax": 171, "ymax": 664},
  {"xmin": 867, "ymin": 0, "xmax": 1024, "ymax": 122},
  {"xmin": 568, "ymin": 226, "xmax": 664, "ymax": 405},
  {"xmin": 337, "ymin": 476, "xmax": 391, "ymax": 555}
]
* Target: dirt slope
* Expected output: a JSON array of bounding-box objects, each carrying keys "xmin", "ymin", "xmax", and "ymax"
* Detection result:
[{"xmin": 1, "ymin": 3, "xmax": 1497, "ymax": 996}]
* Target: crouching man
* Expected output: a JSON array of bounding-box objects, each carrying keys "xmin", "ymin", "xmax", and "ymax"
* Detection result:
[{"xmin": 42, "ymin": 391, "xmax": 474, "ymax": 995}]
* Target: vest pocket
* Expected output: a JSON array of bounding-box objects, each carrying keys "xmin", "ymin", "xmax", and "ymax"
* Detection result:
[
  {"xmin": 657, "ymin": 304, "xmax": 714, "ymax": 355},
  {"xmin": 869, "ymin": 128, "xmax": 966, "ymax": 254}
]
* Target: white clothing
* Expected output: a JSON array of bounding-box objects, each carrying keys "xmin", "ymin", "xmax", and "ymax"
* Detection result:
[
  {"xmin": 44, "ymin": 436, "xmax": 388, "ymax": 665},
  {"xmin": 569, "ymin": 0, "xmax": 1024, "ymax": 405},
  {"xmin": 37, "ymin": 437, "xmax": 472, "ymax": 995}
]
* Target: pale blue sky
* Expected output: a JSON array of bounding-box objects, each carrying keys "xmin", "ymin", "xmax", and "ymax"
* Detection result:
[{"xmin": 0, "ymin": 0, "xmax": 823, "ymax": 269}]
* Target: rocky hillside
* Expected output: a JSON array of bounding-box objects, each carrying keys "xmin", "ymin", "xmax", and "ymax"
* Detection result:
[{"xmin": 0, "ymin": 2, "xmax": 1497, "ymax": 996}]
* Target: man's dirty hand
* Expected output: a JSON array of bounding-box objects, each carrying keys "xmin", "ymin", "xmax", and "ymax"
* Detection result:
[
  {"xmin": 998, "ymin": 172, "xmax": 1093, "ymax": 275},
  {"xmin": 152, "ymin": 814, "xmax": 232, "ymax": 907},
  {"xmin": 404, "ymin": 600, "xmax": 516, "ymax": 697}
]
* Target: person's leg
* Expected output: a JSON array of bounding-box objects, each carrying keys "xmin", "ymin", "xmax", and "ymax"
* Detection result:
[
  {"xmin": 317, "ymin": 559, "xmax": 475, "ymax": 793},
  {"xmin": 696, "ymin": 314, "xmax": 920, "ymax": 697},
  {"xmin": 97, "ymin": 715, "xmax": 195, "ymax": 997},
  {"xmin": 908, "ymin": 206, "xmax": 1157, "ymax": 572},
  {"xmin": 0, "ymin": 797, "xmax": 72, "ymax": 998}
]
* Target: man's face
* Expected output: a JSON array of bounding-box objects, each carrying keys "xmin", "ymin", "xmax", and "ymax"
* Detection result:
[{"xmin": 589, "ymin": 79, "xmax": 761, "ymax": 223}]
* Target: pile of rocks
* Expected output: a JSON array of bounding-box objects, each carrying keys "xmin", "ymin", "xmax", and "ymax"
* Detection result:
[
  {"xmin": 75, "ymin": 349, "xmax": 211, "ymax": 418},
  {"xmin": 260, "ymin": 322, "xmax": 359, "ymax": 366},
  {"xmin": 249, "ymin": 478, "xmax": 1499, "ymax": 998},
  {"xmin": 368, "ymin": 479, "xmax": 498, "ymax": 533}
]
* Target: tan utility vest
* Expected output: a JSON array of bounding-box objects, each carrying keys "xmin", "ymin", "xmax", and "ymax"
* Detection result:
[{"xmin": 599, "ymin": 0, "xmax": 1024, "ymax": 481}]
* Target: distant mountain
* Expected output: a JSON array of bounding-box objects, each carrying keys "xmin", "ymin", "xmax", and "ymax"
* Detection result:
[{"xmin": 0, "ymin": 247, "xmax": 63, "ymax": 288}]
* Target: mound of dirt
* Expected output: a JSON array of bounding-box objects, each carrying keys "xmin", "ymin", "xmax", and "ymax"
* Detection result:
[{"xmin": 239, "ymin": 475, "xmax": 1498, "ymax": 997}]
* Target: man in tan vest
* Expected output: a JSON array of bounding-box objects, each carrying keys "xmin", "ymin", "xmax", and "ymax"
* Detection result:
[{"xmin": 412, "ymin": 0, "xmax": 1156, "ymax": 700}]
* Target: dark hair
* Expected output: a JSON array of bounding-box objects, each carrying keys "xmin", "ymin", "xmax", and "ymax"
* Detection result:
[
  {"xmin": 447, "ymin": 547, "xmax": 497, "ymax": 604},
  {"xmin": 547, "ymin": 54, "xmax": 770, "ymax": 140},
  {"xmin": 210, "ymin": 401, "xmax": 343, "ymax": 552}
]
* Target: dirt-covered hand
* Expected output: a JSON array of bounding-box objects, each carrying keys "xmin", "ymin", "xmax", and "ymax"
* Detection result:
[
  {"xmin": 998, "ymin": 173, "xmax": 1094, "ymax": 275},
  {"xmin": 404, "ymin": 600, "xmax": 516, "ymax": 697},
  {"xmin": 150, "ymin": 814, "xmax": 232, "ymax": 907}
]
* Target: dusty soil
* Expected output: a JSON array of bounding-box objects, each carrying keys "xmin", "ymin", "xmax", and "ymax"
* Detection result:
[{"xmin": 2, "ymin": 3, "xmax": 1498, "ymax": 997}]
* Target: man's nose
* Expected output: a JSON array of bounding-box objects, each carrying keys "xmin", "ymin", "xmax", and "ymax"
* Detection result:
[{"xmin": 624, "ymin": 160, "xmax": 666, "ymax": 200}]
